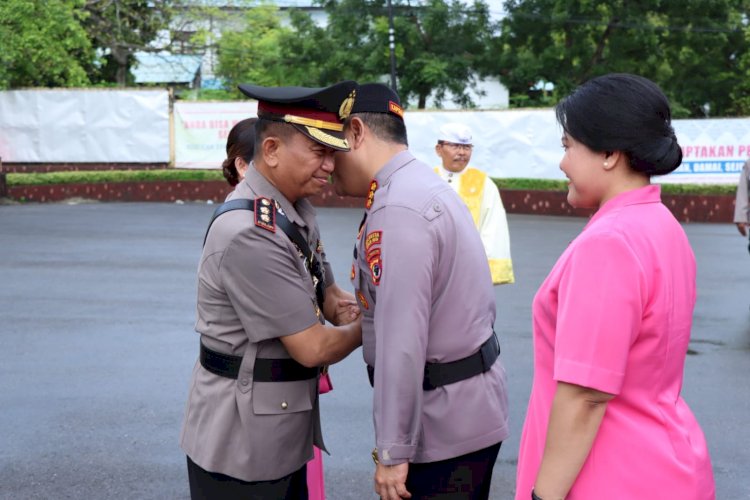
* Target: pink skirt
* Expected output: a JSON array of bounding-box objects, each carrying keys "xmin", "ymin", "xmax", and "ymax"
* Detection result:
[
  {"xmin": 308, "ymin": 373, "xmax": 332, "ymax": 499},
  {"xmin": 307, "ymin": 446, "xmax": 325, "ymax": 500}
]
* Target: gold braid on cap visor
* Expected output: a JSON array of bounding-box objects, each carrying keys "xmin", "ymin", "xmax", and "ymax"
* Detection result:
[
  {"xmin": 305, "ymin": 126, "xmax": 349, "ymax": 149},
  {"xmin": 283, "ymin": 114, "xmax": 344, "ymax": 132}
]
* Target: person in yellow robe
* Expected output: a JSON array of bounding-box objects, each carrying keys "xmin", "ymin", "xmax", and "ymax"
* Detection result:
[{"xmin": 434, "ymin": 122, "xmax": 514, "ymax": 284}]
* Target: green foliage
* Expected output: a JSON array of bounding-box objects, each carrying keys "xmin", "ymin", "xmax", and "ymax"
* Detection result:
[
  {"xmin": 491, "ymin": 177, "xmax": 736, "ymax": 195},
  {"xmin": 496, "ymin": 0, "xmax": 750, "ymax": 117},
  {"xmin": 315, "ymin": 0, "xmax": 499, "ymax": 109},
  {"xmin": 8, "ymin": 171, "xmax": 735, "ymax": 196},
  {"xmin": 7, "ymin": 169, "xmax": 224, "ymax": 186},
  {"xmin": 729, "ymin": 24, "xmax": 750, "ymax": 116},
  {"xmin": 0, "ymin": 0, "xmax": 93, "ymax": 89},
  {"xmin": 215, "ymin": 4, "xmax": 294, "ymax": 93},
  {"xmin": 215, "ymin": 0, "xmax": 498, "ymax": 108},
  {"xmin": 83, "ymin": 0, "xmax": 177, "ymax": 86}
]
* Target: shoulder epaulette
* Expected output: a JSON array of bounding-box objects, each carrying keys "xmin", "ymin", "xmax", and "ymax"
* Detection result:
[{"xmin": 254, "ymin": 197, "xmax": 276, "ymax": 232}]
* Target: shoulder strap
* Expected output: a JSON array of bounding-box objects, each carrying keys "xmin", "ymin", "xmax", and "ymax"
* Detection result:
[
  {"xmin": 203, "ymin": 199, "xmax": 255, "ymax": 247},
  {"xmin": 202, "ymin": 198, "xmax": 326, "ymax": 307}
]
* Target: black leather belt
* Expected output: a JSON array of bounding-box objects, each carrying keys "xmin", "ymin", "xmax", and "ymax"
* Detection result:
[
  {"xmin": 366, "ymin": 332, "xmax": 500, "ymax": 391},
  {"xmin": 200, "ymin": 343, "xmax": 319, "ymax": 382}
]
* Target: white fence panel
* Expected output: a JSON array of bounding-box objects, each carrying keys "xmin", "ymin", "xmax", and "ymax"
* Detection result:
[{"xmin": 0, "ymin": 89, "xmax": 169, "ymax": 163}]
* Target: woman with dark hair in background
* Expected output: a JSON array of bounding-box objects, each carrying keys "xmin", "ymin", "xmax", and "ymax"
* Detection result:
[
  {"xmin": 516, "ymin": 74, "xmax": 715, "ymax": 500},
  {"xmin": 222, "ymin": 117, "xmax": 258, "ymax": 188}
]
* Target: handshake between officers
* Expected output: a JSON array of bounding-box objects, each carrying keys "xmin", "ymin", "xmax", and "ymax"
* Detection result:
[
  {"xmin": 180, "ymin": 81, "xmax": 363, "ymax": 500},
  {"xmin": 180, "ymin": 80, "xmax": 510, "ymax": 500}
]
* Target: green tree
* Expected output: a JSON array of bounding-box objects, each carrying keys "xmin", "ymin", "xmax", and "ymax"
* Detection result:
[
  {"xmin": 730, "ymin": 24, "xmax": 750, "ymax": 115},
  {"xmin": 214, "ymin": 4, "xmax": 294, "ymax": 92},
  {"xmin": 317, "ymin": 0, "xmax": 499, "ymax": 109},
  {"xmin": 495, "ymin": 0, "xmax": 749, "ymax": 117},
  {"xmin": 0, "ymin": 0, "xmax": 93, "ymax": 89},
  {"xmin": 210, "ymin": 0, "xmax": 499, "ymax": 108},
  {"xmin": 83, "ymin": 0, "xmax": 177, "ymax": 86}
]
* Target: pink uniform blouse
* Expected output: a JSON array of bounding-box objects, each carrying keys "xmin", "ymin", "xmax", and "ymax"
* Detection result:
[{"xmin": 515, "ymin": 185, "xmax": 715, "ymax": 499}]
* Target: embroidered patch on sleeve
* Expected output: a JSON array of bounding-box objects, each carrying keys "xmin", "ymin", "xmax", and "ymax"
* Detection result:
[
  {"xmin": 369, "ymin": 257, "xmax": 382, "ymax": 286},
  {"xmin": 366, "ymin": 246, "xmax": 381, "ymax": 263},
  {"xmin": 365, "ymin": 231, "xmax": 382, "ymax": 251}
]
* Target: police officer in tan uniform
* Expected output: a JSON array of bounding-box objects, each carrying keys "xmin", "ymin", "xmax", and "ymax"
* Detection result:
[
  {"xmin": 180, "ymin": 81, "xmax": 362, "ymax": 499},
  {"xmin": 332, "ymin": 83, "xmax": 510, "ymax": 499}
]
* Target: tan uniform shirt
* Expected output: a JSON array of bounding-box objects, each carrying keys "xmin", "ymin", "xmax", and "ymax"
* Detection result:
[
  {"xmin": 180, "ymin": 164, "xmax": 332, "ymax": 482},
  {"xmin": 734, "ymin": 159, "xmax": 750, "ymax": 223}
]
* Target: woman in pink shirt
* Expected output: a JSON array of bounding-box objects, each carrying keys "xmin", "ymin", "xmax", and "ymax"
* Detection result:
[{"xmin": 516, "ymin": 74, "xmax": 715, "ymax": 500}]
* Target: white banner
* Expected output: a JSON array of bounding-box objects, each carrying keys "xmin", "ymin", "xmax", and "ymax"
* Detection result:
[
  {"xmin": 0, "ymin": 89, "xmax": 169, "ymax": 163},
  {"xmin": 174, "ymin": 101, "xmax": 258, "ymax": 168},
  {"xmin": 174, "ymin": 103, "xmax": 750, "ymax": 184},
  {"xmin": 405, "ymin": 109, "xmax": 563, "ymax": 181},
  {"xmin": 669, "ymin": 118, "xmax": 750, "ymax": 184}
]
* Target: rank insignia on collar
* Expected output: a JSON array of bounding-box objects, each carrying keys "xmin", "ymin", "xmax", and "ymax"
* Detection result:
[
  {"xmin": 365, "ymin": 180, "xmax": 378, "ymax": 209},
  {"xmin": 357, "ymin": 290, "xmax": 369, "ymax": 310},
  {"xmin": 255, "ymin": 197, "xmax": 276, "ymax": 232},
  {"xmin": 273, "ymin": 199, "xmax": 287, "ymax": 217},
  {"xmin": 369, "ymin": 257, "xmax": 382, "ymax": 286}
]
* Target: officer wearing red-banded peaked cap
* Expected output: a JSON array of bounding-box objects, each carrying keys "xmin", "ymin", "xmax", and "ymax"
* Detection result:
[{"xmin": 238, "ymin": 81, "xmax": 358, "ymax": 151}]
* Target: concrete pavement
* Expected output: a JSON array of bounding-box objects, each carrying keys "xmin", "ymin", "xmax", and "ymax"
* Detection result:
[{"xmin": 0, "ymin": 202, "xmax": 748, "ymax": 499}]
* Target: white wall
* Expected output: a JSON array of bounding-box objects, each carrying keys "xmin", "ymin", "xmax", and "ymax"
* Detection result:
[{"xmin": 0, "ymin": 89, "xmax": 169, "ymax": 163}]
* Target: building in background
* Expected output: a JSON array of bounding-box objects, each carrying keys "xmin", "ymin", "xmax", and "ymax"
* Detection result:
[{"xmin": 138, "ymin": 0, "xmax": 507, "ymax": 108}]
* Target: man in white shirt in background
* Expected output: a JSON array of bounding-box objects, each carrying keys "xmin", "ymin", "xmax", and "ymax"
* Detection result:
[{"xmin": 434, "ymin": 122, "xmax": 515, "ymax": 285}]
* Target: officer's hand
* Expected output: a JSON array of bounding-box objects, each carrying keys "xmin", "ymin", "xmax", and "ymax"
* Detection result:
[
  {"xmin": 333, "ymin": 299, "xmax": 360, "ymax": 326},
  {"xmin": 737, "ymin": 223, "xmax": 748, "ymax": 237},
  {"xmin": 374, "ymin": 462, "xmax": 411, "ymax": 500}
]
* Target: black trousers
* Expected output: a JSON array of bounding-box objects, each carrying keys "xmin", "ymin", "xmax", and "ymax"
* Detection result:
[
  {"xmin": 404, "ymin": 442, "xmax": 502, "ymax": 500},
  {"xmin": 187, "ymin": 456, "xmax": 308, "ymax": 500}
]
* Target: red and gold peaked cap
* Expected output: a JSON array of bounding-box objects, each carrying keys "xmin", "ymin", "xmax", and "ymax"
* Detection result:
[{"xmin": 238, "ymin": 81, "xmax": 358, "ymax": 151}]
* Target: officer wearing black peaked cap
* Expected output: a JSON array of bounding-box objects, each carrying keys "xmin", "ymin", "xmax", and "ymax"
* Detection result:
[{"xmin": 181, "ymin": 82, "xmax": 362, "ymax": 499}]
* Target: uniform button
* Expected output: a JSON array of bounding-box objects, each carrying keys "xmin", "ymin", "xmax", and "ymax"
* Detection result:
[
  {"xmin": 281, "ymin": 401, "xmax": 289, "ymax": 410},
  {"xmin": 433, "ymin": 203, "xmax": 442, "ymax": 212},
  {"xmin": 240, "ymin": 378, "xmax": 249, "ymax": 386}
]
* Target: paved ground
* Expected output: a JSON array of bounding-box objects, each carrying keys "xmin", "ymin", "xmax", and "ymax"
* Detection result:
[{"xmin": 1, "ymin": 202, "xmax": 748, "ymax": 499}]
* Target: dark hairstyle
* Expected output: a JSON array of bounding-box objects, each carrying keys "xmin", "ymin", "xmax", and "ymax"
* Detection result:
[
  {"xmin": 222, "ymin": 118, "xmax": 258, "ymax": 187},
  {"xmin": 555, "ymin": 73, "xmax": 682, "ymax": 176},
  {"xmin": 253, "ymin": 117, "xmax": 297, "ymax": 157},
  {"xmin": 349, "ymin": 112, "xmax": 408, "ymax": 146}
]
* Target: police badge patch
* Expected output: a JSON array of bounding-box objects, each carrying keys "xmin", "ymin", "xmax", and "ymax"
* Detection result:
[{"xmin": 368, "ymin": 256, "xmax": 382, "ymax": 286}]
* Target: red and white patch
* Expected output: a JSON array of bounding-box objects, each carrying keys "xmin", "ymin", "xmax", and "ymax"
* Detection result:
[
  {"xmin": 365, "ymin": 231, "xmax": 382, "ymax": 251},
  {"xmin": 369, "ymin": 256, "xmax": 382, "ymax": 286}
]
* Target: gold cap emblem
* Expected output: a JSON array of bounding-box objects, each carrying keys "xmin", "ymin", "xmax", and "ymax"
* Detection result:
[{"xmin": 339, "ymin": 90, "xmax": 356, "ymax": 120}]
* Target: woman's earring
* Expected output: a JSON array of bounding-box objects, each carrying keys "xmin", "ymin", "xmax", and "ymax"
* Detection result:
[{"xmin": 603, "ymin": 161, "xmax": 609, "ymax": 168}]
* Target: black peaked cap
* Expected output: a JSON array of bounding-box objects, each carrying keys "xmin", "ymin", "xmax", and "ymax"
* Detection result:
[
  {"xmin": 350, "ymin": 83, "xmax": 404, "ymax": 121},
  {"xmin": 237, "ymin": 80, "xmax": 358, "ymax": 151}
]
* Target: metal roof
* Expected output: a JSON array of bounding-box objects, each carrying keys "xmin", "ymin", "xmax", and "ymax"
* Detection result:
[{"xmin": 132, "ymin": 52, "xmax": 202, "ymax": 84}]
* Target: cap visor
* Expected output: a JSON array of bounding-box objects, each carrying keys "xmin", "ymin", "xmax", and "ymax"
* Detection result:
[{"xmin": 292, "ymin": 124, "xmax": 350, "ymax": 151}]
